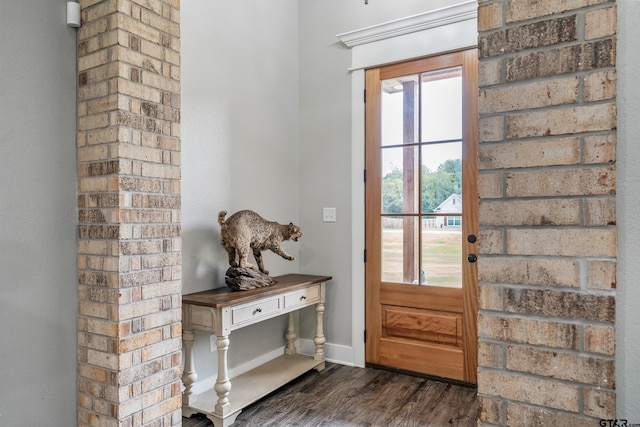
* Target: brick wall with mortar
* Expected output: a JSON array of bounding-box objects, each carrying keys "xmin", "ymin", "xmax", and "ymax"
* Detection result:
[
  {"xmin": 477, "ymin": 0, "xmax": 617, "ymax": 425},
  {"xmin": 76, "ymin": 0, "xmax": 182, "ymax": 425}
]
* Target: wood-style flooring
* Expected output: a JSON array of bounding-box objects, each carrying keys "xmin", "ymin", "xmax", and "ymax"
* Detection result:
[{"xmin": 182, "ymin": 363, "xmax": 477, "ymax": 427}]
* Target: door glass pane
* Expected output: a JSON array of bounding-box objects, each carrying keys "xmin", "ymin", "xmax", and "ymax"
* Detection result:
[
  {"xmin": 379, "ymin": 66, "xmax": 465, "ymax": 287},
  {"xmin": 381, "ymin": 75, "xmax": 419, "ymax": 147},
  {"xmin": 421, "ymin": 216, "xmax": 462, "ymax": 288},
  {"xmin": 382, "ymin": 217, "xmax": 419, "ymax": 284},
  {"xmin": 421, "ymin": 141, "xmax": 462, "ymax": 214},
  {"xmin": 421, "ymin": 67, "xmax": 462, "ymax": 143},
  {"xmin": 382, "ymin": 146, "xmax": 419, "ymax": 215}
]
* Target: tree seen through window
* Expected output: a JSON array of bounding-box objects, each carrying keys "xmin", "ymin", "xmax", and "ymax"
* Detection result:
[{"xmin": 382, "ymin": 158, "xmax": 462, "ymax": 214}]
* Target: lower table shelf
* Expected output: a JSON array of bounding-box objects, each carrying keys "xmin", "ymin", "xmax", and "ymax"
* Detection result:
[{"xmin": 184, "ymin": 354, "xmax": 325, "ymax": 424}]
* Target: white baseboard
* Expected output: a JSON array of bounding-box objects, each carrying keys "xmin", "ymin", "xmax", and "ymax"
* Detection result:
[{"xmin": 298, "ymin": 339, "xmax": 355, "ymax": 366}]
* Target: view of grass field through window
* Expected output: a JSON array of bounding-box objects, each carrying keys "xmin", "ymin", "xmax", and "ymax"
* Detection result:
[{"xmin": 381, "ymin": 218, "xmax": 462, "ymax": 287}]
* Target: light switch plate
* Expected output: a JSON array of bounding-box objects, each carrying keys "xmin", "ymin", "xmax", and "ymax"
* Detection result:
[{"xmin": 323, "ymin": 207, "xmax": 336, "ymax": 222}]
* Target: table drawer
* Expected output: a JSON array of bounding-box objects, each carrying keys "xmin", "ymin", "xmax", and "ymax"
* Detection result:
[
  {"xmin": 284, "ymin": 285, "xmax": 321, "ymax": 309},
  {"xmin": 231, "ymin": 296, "xmax": 281, "ymax": 327}
]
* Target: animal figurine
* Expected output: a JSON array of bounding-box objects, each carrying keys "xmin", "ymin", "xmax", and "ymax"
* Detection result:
[{"xmin": 218, "ymin": 210, "xmax": 303, "ymax": 275}]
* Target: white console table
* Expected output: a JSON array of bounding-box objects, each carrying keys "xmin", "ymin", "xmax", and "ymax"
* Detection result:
[{"xmin": 181, "ymin": 274, "xmax": 331, "ymax": 427}]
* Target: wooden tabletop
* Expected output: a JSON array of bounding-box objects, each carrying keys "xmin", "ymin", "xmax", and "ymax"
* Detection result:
[{"xmin": 182, "ymin": 274, "xmax": 332, "ymax": 308}]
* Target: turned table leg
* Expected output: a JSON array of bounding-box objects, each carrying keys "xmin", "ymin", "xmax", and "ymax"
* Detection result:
[
  {"xmin": 182, "ymin": 328, "xmax": 198, "ymax": 407},
  {"xmin": 285, "ymin": 312, "xmax": 297, "ymax": 355},
  {"xmin": 214, "ymin": 335, "xmax": 232, "ymax": 416},
  {"xmin": 313, "ymin": 302, "xmax": 326, "ymax": 367}
]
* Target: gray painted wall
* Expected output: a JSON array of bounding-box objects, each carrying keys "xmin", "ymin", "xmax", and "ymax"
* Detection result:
[
  {"xmin": 616, "ymin": 0, "xmax": 640, "ymax": 420},
  {"xmin": 181, "ymin": 0, "xmax": 301, "ymax": 381},
  {"xmin": 296, "ymin": 0, "xmax": 455, "ymax": 350},
  {"xmin": 0, "ymin": 1, "xmax": 78, "ymax": 425}
]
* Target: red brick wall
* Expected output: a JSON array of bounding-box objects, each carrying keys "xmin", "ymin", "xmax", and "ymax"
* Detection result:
[
  {"xmin": 76, "ymin": 0, "xmax": 182, "ymax": 425},
  {"xmin": 477, "ymin": 0, "xmax": 617, "ymax": 424}
]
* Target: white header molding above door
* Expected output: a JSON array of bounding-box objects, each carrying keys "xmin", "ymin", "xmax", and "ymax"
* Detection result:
[{"xmin": 337, "ymin": 0, "xmax": 478, "ymax": 71}]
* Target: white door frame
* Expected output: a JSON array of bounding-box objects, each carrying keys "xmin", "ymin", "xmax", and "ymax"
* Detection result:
[{"xmin": 338, "ymin": 1, "xmax": 478, "ymax": 367}]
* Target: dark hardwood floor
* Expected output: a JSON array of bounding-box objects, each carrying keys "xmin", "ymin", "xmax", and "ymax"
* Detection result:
[{"xmin": 182, "ymin": 363, "xmax": 477, "ymax": 427}]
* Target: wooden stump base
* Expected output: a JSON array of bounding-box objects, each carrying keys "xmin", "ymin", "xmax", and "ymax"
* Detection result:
[{"xmin": 225, "ymin": 267, "xmax": 276, "ymax": 291}]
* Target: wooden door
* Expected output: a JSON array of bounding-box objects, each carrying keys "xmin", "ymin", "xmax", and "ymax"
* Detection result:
[{"xmin": 365, "ymin": 49, "xmax": 478, "ymax": 383}]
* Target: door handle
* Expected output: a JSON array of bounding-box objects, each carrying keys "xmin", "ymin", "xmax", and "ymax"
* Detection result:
[{"xmin": 467, "ymin": 254, "xmax": 477, "ymax": 263}]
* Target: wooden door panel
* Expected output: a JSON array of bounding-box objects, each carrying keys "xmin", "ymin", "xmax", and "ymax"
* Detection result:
[
  {"xmin": 383, "ymin": 305, "xmax": 462, "ymax": 345},
  {"xmin": 379, "ymin": 338, "xmax": 464, "ymax": 380},
  {"xmin": 380, "ymin": 283, "xmax": 463, "ymax": 313}
]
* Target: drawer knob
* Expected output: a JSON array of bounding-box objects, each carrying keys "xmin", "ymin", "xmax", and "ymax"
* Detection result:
[
  {"xmin": 300, "ymin": 296, "xmax": 307, "ymax": 301},
  {"xmin": 254, "ymin": 308, "xmax": 262, "ymax": 314}
]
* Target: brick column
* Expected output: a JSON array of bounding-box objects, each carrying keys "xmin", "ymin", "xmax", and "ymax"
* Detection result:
[
  {"xmin": 477, "ymin": 1, "xmax": 616, "ymax": 425},
  {"xmin": 76, "ymin": 0, "xmax": 182, "ymax": 425}
]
